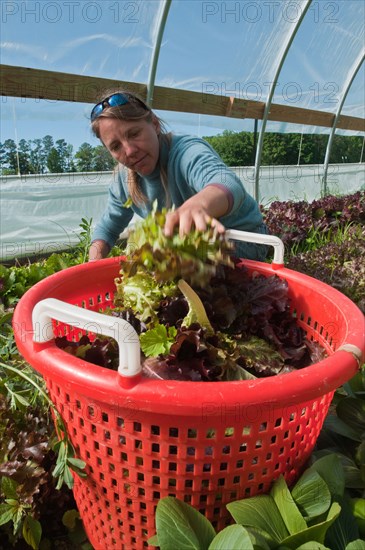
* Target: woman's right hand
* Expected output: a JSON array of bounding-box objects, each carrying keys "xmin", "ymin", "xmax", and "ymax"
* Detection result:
[
  {"xmin": 164, "ymin": 186, "xmax": 228, "ymax": 238},
  {"xmin": 88, "ymin": 240, "xmax": 110, "ymax": 261}
]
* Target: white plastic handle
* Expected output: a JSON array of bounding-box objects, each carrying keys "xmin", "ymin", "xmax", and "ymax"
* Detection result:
[
  {"xmin": 32, "ymin": 298, "xmax": 141, "ymax": 378},
  {"xmin": 225, "ymin": 229, "xmax": 285, "ymax": 267}
]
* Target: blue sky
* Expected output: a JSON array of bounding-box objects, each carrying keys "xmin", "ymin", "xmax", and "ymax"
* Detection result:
[{"xmin": 1, "ymin": 0, "xmax": 364, "ymax": 152}]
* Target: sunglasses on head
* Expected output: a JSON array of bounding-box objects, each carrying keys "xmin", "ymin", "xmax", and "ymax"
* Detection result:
[{"xmin": 90, "ymin": 92, "xmax": 148, "ymax": 121}]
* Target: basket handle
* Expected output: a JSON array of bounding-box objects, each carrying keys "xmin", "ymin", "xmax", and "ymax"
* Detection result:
[
  {"xmin": 225, "ymin": 229, "xmax": 285, "ymax": 269},
  {"xmin": 32, "ymin": 298, "xmax": 141, "ymax": 386}
]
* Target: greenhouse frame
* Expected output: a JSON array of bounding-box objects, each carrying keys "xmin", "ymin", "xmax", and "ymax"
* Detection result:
[
  {"xmin": 1, "ymin": 1, "xmax": 365, "ymax": 549},
  {"xmin": 1, "ymin": 0, "xmax": 364, "ymax": 259}
]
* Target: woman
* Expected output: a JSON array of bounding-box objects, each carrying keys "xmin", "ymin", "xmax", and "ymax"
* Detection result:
[{"xmin": 88, "ymin": 90, "xmax": 268, "ymax": 261}]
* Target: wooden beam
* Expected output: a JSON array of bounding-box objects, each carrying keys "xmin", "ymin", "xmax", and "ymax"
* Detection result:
[
  {"xmin": 338, "ymin": 114, "xmax": 365, "ymax": 132},
  {"xmin": 151, "ymin": 85, "xmax": 254, "ymax": 119},
  {"xmin": 0, "ymin": 64, "xmax": 146, "ymax": 103},
  {"xmin": 1, "ymin": 64, "xmax": 364, "ymax": 132},
  {"xmin": 269, "ymin": 104, "xmax": 365, "ymax": 132},
  {"xmin": 269, "ymin": 103, "xmax": 335, "ymax": 128}
]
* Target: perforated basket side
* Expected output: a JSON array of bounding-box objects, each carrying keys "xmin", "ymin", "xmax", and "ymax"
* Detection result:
[{"xmin": 44, "ymin": 372, "xmax": 334, "ymax": 549}]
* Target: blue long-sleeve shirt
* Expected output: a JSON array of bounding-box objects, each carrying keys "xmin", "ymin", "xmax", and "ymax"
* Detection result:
[{"xmin": 92, "ymin": 134, "xmax": 268, "ymax": 260}]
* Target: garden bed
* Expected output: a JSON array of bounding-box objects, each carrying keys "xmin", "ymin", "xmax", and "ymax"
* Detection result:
[{"xmin": 1, "ymin": 192, "xmax": 364, "ymax": 549}]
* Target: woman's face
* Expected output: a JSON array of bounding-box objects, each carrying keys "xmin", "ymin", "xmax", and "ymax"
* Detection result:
[{"xmin": 98, "ymin": 115, "xmax": 160, "ymax": 176}]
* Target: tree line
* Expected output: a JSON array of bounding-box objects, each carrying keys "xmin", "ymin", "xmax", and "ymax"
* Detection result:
[
  {"xmin": 0, "ymin": 132, "xmax": 363, "ymax": 176},
  {"xmin": 0, "ymin": 136, "xmax": 116, "ymax": 176},
  {"xmin": 204, "ymin": 131, "xmax": 364, "ymax": 167}
]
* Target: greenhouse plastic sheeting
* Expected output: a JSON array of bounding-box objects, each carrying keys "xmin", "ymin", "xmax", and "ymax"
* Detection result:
[
  {"xmin": 1, "ymin": 0, "xmax": 364, "ymax": 146},
  {"xmin": 0, "ymin": 172, "xmax": 113, "ymax": 261},
  {"xmin": 1, "ymin": 164, "xmax": 363, "ymax": 261},
  {"xmin": 237, "ymin": 162, "xmax": 364, "ymax": 204}
]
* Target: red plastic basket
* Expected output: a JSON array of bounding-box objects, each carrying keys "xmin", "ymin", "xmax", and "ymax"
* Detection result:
[{"xmin": 13, "ymin": 232, "xmax": 365, "ymax": 550}]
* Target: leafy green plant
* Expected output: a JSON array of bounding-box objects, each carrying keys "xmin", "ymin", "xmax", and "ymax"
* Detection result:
[
  {"xmin": 263, "ymin": 193, "xmax": 365, "ymax": 313},
  {"xmin": 0, "ymin": 362, "xmax": 87, "ymax": 547},
  {"xmin": 0, "ymin": 220, "xmax": 94, "ymax": 548},
  {"xmin": 263, "ymin": 191, "xmax": 365, "ymax": 254},
  {"xmin": 315, "ymin": 367, "xmax": 365, "ymax": 539},
  {"xmin": 0, "ymin": 477, "xmax": 42, "ymax": 550},
  {"xmin": 0, "ymin": 305, "xmax": 18, "ymax": 362},
  {"xmin": 0, "ymin": 219, "xmax": 120, "ymax": 548},
  {"xmin": 73, "ymin": 216, "xmax": 94, "ymax": 264},
  {"xmin": 0, "ymin": 218, "xmax": 95, "ymax": 309},
  {"xmin": 0, "ymin": 251, "xmax": 72, "ymax": 309},
  {"xmin": 150, "ymin": 455, "xmax": 364, "ymax": 550},
  {"xmin": 1, "ymin": 363, "xmax": 86, "ymax": 490},
  {"xmin": 286, "ymin": 224, "xmax": 365, "ymax": 313},
  {"xmin": 289, "ymin": 221, "xmax": 356, "ymax": 257}
]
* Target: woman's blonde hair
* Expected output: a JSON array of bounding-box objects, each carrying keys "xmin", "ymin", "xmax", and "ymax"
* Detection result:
[{"xmin": 91, "ymin": 89, "xmax": 171, "ymax": 206}]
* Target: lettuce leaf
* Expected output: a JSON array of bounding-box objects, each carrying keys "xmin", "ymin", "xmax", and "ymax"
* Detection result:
[
  {"xmin": 120, "ymin": 203, "xmax": 233, "ymax": 287},
  {"xmin": 140, "ymin": 324, "xmax": 177, "ymax": 357},
  {"xmin": 115, "ymin": 271, "xmax": 176, "ymax": 322}
]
